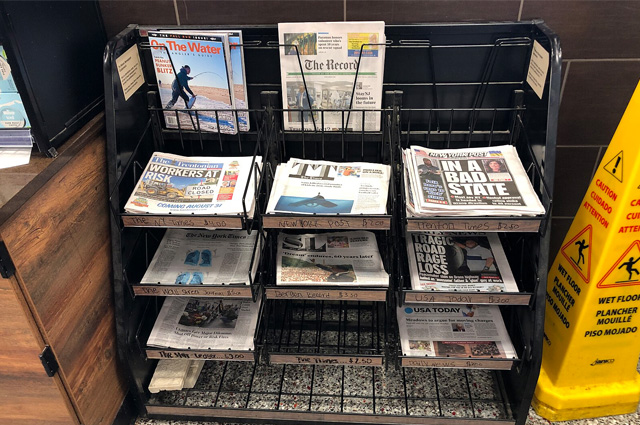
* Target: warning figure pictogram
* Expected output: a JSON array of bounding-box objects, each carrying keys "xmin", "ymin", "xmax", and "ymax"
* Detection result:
[
  {"xmin": 560, "ymin": 224, "xmax": 592, "ymax": 282},
  {"xmin": 597, "ymin": 240, "xmax": 640, "ymax": 288},
  {"xmin": 604, "ymin": 150, "xmax": 624, "ymax": 183}
]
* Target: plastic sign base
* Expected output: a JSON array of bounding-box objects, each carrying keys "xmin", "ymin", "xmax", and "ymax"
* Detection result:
[{"xmin": 533, "ymin": 368, "xmax": 640, "ymax": 421}]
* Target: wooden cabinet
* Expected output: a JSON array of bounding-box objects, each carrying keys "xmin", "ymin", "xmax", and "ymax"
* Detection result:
[{"xmin": 0, "ymin": 114, "xmax": 127, "ymax": 425}]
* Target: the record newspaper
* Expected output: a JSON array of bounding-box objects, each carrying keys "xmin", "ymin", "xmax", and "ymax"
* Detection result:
[
  {"xmin": 266, "ymin": 158, "xmax": 390, "ymax": 215},
  {"xmin": 397, "ymin": 304, "xmax": 516, "ymax": 358},
  {"xmin": 125, "ymin": 152, "xmax": 260, "ymax": 216},
  {"xmin": 278, "ymin": 21, "xmax": 385, "ymax": 131},
  {"xmin": 147, "ymin": 297, "xmax": 261, "ymax": 350},
  {"xmin": 406, "ymin": 232, "xmax": 517, "ymax": 292},
  {"xmin": 404, "ymin": 145, "xmax": 545, "ymax": 216},
  {"xmin": 276, "ymin": 231, "xmax": 388, "ymax": 286},
  {"xmin": 141, "ymin": 230, "xmax": 260, "ymax": 285}
]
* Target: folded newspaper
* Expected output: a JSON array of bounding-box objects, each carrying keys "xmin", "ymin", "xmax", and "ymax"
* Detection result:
[
  {"xmin": 397, "ymin": 304, "xmax": 516, "ymax": 359},
  {"xmin": 148, "ymin": 297, "xmax": 261, "ymax": 350},
  {"xmin": 266, "ymin": 158, "xmax": 390, "ymax": 215},
  {"xmin": 141, "ymin": 229, "xmax": 260, "ymax": 285},
  {"xmin": 277, "ymin": 231, "xmax": 388, "ymax": 286},
  {"xmin": 148, "ymin": 359, "xmax": 204, "ymax": 393},
  {"xmin": 125, "ymin": 152, "xmax": 260, "ymax": 216},
  {"xmin": 278, "ymin": 21, "xmax": 385, "ymax": 131},
  {"xmin": 403, "ymin": 145, "xmax": 545, "ymax": 217},
  {"xmin": 406, "ymin": 232, "xmax": 517, "ymax": 292}
]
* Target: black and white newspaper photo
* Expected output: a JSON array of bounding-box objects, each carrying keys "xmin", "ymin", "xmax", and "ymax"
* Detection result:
[
  {"xmin": 397, "ymin": 304, "xmax": 516, "ymax": 359},
  {"xmin": 406, "ymin": 232, "xmax": 517, "ymax": 292},
  {"xmin": 266, "ymin": 158, "xmax": 390, "ymax": 215},
  {"xmin": 276, "ymin": 231, "xmax": 388, "ymax": 286},
  {"xmin": 141, "ymin": 229, "xmax": 260, "ymax": 285},
  {"xmin": 147, "ymin": 297, "xmax": 261, "ymax": 351}
]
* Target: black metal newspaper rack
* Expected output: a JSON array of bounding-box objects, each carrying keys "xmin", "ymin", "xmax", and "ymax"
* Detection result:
[{"xmin": 104, "ymin": 21, "xmax": 559, "ymax": 425}]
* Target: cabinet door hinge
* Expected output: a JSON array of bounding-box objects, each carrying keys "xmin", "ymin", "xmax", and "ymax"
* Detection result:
[
  {"xmin": 39, "ymin": 345, "xmax": 59, "ymax": 377},
  {"xmin": 0, "ymin": 241, "xmax": 15, "ymax": 278}
]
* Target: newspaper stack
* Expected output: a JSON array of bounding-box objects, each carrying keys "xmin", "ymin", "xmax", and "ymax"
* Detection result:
[
  {"xmin": 266, "ymin": 158, "xmax": 390, "ymax": 215},
  {"xmin": 148, "ymin": 359, "xmax": 204, "ymax": 393},
  {"xmin": 125, "ymin": 152, "xmax": 261, "ymax": 216},
  {"xmin": 277, "ymin": 231, "xmax": 388, "ymax": 287},
  {"xmin": 406, "ymin": 232, "xmax": 517, "ymax": 292},
  {"xmin": 278, "ymin": 22, "xmax": 386, "ymax": 132},
  {"xmin": 141, "ymin": 230, "xmax": 260, "ymax": 286},
  {"xmin": 397, "ymin": 304, "xmax": 516, "ymax": 359},
  {"xmin": 403, "ymin": 145, "xmax": 545, "ymax": 217},
  {"xmin": 148, "ymin": 297, "xmax": 261, "ymax": 351}
]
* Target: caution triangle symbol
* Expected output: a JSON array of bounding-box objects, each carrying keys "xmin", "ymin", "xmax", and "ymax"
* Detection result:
[
  {"xmin": 597, "ymin": 241, "xmax": 640, "ymax": 288},
  {"xmin": 603, "ymin": 150, "xmax": 623, "ymax": 183},
  {"xmin": 560, "ymin": 224, "xmax": 592, "ymax": 283}
]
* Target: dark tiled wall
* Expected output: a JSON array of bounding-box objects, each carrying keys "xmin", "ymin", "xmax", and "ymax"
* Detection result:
[{"xmin": 100, "ymin": 0, "xmax": 640, "ymax": 259}]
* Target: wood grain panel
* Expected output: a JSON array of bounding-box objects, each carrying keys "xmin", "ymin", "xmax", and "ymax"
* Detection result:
[
  {"xmin": 0, "ymin": 117, "xmax": 126, "ymax": 425},
  {"xmin": 0, "ymin": 277, "xmax": 74, "ymax": 425}
]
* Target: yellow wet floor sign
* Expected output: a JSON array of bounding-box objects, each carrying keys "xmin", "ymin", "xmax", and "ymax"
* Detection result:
[{"xmin": 533, "ymin": 80, "xmax": 640, "ymax": 421}]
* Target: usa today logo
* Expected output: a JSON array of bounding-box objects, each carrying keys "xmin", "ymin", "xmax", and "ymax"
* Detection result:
[{"xmin": 405, "ymin": 307, "xmax": 414, "ymax": 314}]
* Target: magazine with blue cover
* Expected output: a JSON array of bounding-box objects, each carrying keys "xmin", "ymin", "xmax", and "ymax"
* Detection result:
[
  {"xmin": 148, "ymin": 31, "xmax": 236, "ymax": 134},
  {"xmin": 170, "ymin": 30, "xmax": 250, "ymax": 132}
]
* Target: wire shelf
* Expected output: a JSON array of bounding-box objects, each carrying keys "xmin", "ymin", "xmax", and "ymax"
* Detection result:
[
  {"xmin": 146, "ymin": 361, "xmax": 515, "ymax": 424},
  {"xmin": 262, "ymin": 300, "xmax": 387, "ymax": 366}
]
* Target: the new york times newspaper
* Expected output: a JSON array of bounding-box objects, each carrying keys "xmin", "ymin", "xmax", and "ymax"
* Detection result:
[
  {"xmin": 406, "ymin": 232, "xmax": 517, "ymax": 292},
  {"xmin": 276, "ymin": 231, "xmax": 388, "ymax": 286},
  {"xmin": 397, "ymin": 304, "xmax": 516, "ymax": 358},
  {"xmin": 278, "ymin": 21, "xmax": 385, "ymax": 131},
  {"xmin": 266, "ymin": 158, "xmax": 390, "ymax": 215},
  {"xmin": 147, "ymin": 297, "xmax": 261, "ymax": 350},
  {"xmin": 405, "ymin": 145, "xmax": 545, "ymax": 216},
  {"xmin": 141, "ymin": 230, "xmax": 260, "ymax": 285},
  {"xmin": 125, "ymin": 152, "xmax": 260, "ymax": 216}
]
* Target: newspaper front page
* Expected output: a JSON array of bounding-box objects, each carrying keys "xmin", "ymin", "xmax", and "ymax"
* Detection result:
[
  {"xmin": 406, "ymin": 232, "xmax": 517, "ymax": 292},
  {"xmin": 278, "ymin": 22, "xmax": 385, "ymax": 131},
  {"xmin": 266, "ymin": 158, "xmax": 390, "ymax": 215},
  {"xmin": 276, "ymin": 231, "xmax": 388, "ymax": 286},
  {"xmin": 148, "ymin": 297, "xmax": 261, "ymax": 350},
  {"xmin": 125, "ymin": 152, "xmax": 260, "ymax": 216},
  {"xmin": 397, "ymin": 304, "xmax": 516, "ymax": 358},
  {"xmin": 405, "ymin": 145, "xmax": 545, "ymax": 216},
  {"xmin": 141, "ymin": 229, "xmax": 260, "ymax": 285}
]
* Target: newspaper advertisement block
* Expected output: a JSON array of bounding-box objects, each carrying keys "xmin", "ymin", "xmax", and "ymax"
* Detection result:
[
  {"xmin": 125, "ymin": 152, "xmax": 260, "ymax": 216},
  {"xmin": 278, "ymin": 22, "xmax": 385, "ymax": 131},
  {"xmin": 406, "ymin": 232, "xmax": 517, "ymax": 292},
  {"xmin": 404, "ymin": 145, "xmax": 545, "ymax": 216},
  {"xmin": 397, "ymin": 304, "xmax": 516, "ymax": 358},
  {"xmin": 276, "ymin": 231, "xmax": 388, "ymax": 286},
  {"xmin": 148, "ymin": 297, "xmax": 261, "ymax": 350},
  {"xmin": 141, "ymin": 229, "xmax": 260, "ymax": 285},
  {"xmin": 266, "ymin": 158, "xmax": 390, "ymax": 215}
]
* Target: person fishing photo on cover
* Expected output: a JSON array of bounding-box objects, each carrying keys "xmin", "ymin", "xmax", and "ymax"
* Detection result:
[{"xmin": 165, "ymin": 65, "xmax": 196, "ymax": 109}]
